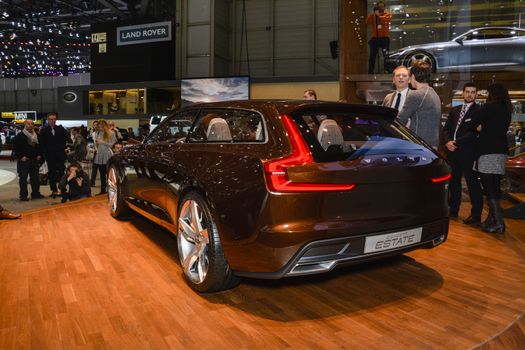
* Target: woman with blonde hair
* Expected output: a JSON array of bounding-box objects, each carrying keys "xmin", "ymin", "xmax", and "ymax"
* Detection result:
[{"xmin": 93, "ymin": 119, "xmax": 117, "ymax": 195}]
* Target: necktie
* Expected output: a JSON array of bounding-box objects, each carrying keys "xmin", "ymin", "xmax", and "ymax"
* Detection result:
[
  {"xmin": 453, "ymin": 104, "xmax": 468, "ymax": 140},
  {"xmin": 51, "ymin": 127, "xmax": 55, "ymax": 136},
  {"xmin": 393, "ymin": 92, "xmax": 401, "ymax": 110}
]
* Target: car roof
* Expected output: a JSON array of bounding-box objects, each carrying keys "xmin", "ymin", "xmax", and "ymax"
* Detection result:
[{"xmin": 182, "ymin": 100, "xmax": 398, "ymax": 122}]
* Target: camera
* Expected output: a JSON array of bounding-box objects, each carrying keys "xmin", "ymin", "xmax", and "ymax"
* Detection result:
[{"xmin": 373, "ymin": 5, "xmax": 384, "ymax": 14}]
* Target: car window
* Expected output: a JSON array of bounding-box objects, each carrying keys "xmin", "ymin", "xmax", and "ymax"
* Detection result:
[
  {"xmin": 463, "ymin": 31, "xmax": 482, "ymax": 41},
  {"xmin": 293, "ymin": 112, "xmax": 437, "ymax": 163},
  {"xmin": 188, "ymin": 109, "xmax": 265, "ymax": 143},
  {"xmin": 481, "ymin": 29, "xmax": 514, "ymax": 40},
  {"xmin": 146, "ymin": 110, "xmax": 198, "ymax": 144}
]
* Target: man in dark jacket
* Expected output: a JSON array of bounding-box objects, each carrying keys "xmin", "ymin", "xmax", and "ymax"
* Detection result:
[
  {"xmin": 443, "ymin": 82, "xmax": 483, "ymax": 224},
  {"xmin": 13, "ymin": 119, "xmax": 44, "ymax": 201},
  {"xmin": 39, "ymin": 112, "xmax": 68, "ymax": 197},
  {"xmin": 58, "ymin": 162, "xmax": 91, "ymax": 202}
]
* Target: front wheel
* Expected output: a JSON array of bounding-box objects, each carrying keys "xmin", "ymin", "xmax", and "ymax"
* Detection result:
[
  {"xmin": 404, "ymin": 51, "xmax": 436, "ymax": 72},
  {"xmin": 177, "ymin": 192, "xmax": 240, "ymax": 293},
  {"xmin": 108, "ymin": 165, "xmax": 129, "ymax": 218}
]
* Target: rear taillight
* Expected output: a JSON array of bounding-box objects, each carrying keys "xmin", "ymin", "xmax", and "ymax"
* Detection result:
[
  {"xmin": 431, "ymin": 174, "xmax": 452, "ymax": 183},
  {"xmin": 264, "ymin": 115, "xmax": 356, "ymax": 193}
]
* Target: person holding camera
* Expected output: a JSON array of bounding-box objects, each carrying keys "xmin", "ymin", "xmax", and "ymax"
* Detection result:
[
  {"xmin": 366, "ymin": 1, "xmax": 392, "ymax": 74},
  {"xmin": 58, "ymin": 162, "xmax": 91, "ymax": 202}
]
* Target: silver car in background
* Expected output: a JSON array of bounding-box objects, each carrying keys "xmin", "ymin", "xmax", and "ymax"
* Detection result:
[{"xmin": 386, "ymin": 27, "xmax": 525, "ymax": 72}]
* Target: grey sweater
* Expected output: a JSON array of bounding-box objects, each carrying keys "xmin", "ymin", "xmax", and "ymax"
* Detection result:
[{"xmin": 397, "ymin": 86, "xmax": 441, "ymax": 148}]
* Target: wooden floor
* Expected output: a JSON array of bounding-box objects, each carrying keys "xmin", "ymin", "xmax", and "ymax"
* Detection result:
[{"xmin": 1, "ymin": 197, "xmax": 524, "ymax": 349}]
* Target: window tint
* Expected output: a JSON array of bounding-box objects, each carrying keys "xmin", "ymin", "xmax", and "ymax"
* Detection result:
[
  {"xmin": 188, "ymin": 109, "xmax": 265, "ymax": 143},
  {"xmin": 146, "ymin": 110, "xmax": 198, "ymax": 144},
  {"xmin": 294, "ymin": 112, "xmax": 437, "ymax": 162}
]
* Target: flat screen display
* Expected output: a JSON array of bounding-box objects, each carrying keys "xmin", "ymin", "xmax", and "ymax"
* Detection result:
[{"xmin": 181, "ymin": 76, "xmax": 249, "ymax": 106}]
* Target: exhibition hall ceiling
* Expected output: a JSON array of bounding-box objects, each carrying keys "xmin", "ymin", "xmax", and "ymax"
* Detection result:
[{"xmin": 0, "ymin": 0, "xmax": 174, "ymax": 78}]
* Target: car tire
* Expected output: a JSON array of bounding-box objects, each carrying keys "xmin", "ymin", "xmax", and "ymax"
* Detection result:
[
  {"xmin": 177, "ymin": 192, "xmax": 240, "ymax": 293},
  {"xmin": 404, "ymin": 51, "xmax": 436, "ymax": 72},
  {"xmin": 108, "ymin": 165, "xmax": 130, "ymax": 218}
]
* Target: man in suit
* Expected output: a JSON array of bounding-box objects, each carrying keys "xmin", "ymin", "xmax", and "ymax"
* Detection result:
[
  {"xmin": 383, "ymin": 65, "xmax": 410, "ymax": 110},
  {"xmin": 39, "ymin": 112, "xmax": 69, "ymax": 198},
  {"xmin": 443, "ymin": 83, "xmax": 483, "ymax": 224},
  {"xmin": 397, "ymin": 60, "xmax": 441, "ymax": 148}
]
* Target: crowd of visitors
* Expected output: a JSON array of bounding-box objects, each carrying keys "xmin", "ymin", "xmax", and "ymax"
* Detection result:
[
  {"xmin": 11, "ymin": 114, "xmax": 129, "ymax": 204},
  {"xmin": 390, "ymin": 60, "xmax": 514, "ymax": 234}
]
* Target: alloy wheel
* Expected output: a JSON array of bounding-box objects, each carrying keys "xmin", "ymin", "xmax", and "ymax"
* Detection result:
[
  {"xmin": 406, "ymin": 52, "xmax": 434, "ymax": 71},
  {"xmin": 177, "ymin": 199, "xmax": 210, "ymax": 284}
]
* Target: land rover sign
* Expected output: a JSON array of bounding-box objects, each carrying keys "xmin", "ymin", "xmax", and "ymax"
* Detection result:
[{"xmin": 117, "ymin": 21, "xmax": 172, "ymax": 46}]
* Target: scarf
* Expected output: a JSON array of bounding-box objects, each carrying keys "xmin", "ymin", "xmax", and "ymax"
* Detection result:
[{"xmin": 23, "ymin": 128, "xmax": 39, "ymax": 146}]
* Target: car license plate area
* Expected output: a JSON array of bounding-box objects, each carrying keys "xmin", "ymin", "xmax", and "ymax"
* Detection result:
[{"xmin": 364, "ymin": 227, "xmax": 422, "ymax": 254}]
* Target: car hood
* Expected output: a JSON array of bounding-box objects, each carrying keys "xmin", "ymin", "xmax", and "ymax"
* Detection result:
[{"xmin": 389, "ymin": 40, "xmax": 458, "ymax": 55}]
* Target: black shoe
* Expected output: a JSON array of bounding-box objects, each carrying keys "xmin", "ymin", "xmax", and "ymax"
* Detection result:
[
  {"xmin": 49, "ymin": 192, "xmax": 58, "ymax": 198},
  {"xmin": 482, "ymin": 223, "xmax": 505, "ymax": 234},
  {"xmin": 19, "ymin": 197, "xmax": 29, "ymax": 201},
  {"xmin": 483, "ymin": 199, "xmax": 505, "ymax": 234},
  {"xmin": 31, "ymin": 193, "xmax": 45, "ymax": 199},
  {"xmin": 463, "ymin": 216, "xmax": 481, "ymax": 225}
]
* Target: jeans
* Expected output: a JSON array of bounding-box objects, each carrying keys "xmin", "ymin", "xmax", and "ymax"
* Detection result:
[{"xmin": 368, "ymin": 37, "xmax": 389, "ymax": 74}]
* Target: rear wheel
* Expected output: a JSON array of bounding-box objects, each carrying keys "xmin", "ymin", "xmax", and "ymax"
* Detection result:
[
  {"xmin": 108, "ymin": 165, "xmax": 129, "ymax": 218},
  {"xmin": 177, "ymin": 192, "xmax": 240, "ymax": 293},
  {"xmin": 404, "ymin": 51, "xmax": 436, "ymax": 72}
]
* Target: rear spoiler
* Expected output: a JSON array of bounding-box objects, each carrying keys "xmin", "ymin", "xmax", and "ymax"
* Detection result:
[{"xmin": 282, "ymin": 102, "xmax": 398, "ymax": 123}]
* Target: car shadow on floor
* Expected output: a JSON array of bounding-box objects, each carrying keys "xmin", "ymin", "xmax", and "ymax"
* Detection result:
[{"xmin": 120, "ymin": 211, "xmax": 445, "ymax": 322}]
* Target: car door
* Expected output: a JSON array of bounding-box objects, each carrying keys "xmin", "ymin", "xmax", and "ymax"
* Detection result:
[
  {"xmin": 153, "ymin": 109, "xmax": 200, "ymax": 231},
  {"xmin": 174, "ymin": 107, "xmax": 268, "ymax": 240},
  {"xmin": 480, "ymin": 28, "xmax": 522, "ymax": 69},
  {"xmin": 456, "ymin": 30, "xmax": 487, "ymax": 70},
  {"xmin": 122, "ymin": 120, "xmax": 173, "ymax": 222}
]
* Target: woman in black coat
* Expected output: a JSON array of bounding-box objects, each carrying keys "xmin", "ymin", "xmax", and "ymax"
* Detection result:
[{"xmin": 470, "ymin": 83, "xmax": 512, "ymax": 233}]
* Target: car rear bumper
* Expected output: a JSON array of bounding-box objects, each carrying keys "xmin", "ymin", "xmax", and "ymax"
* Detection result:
[{"xmin": 231, "ymin": 218, "xmax": 449, "ymax": 279}]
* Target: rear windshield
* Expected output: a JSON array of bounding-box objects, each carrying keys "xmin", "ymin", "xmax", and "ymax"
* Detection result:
[{"xmin": 293, "ymin": 112, "xmax": 437, "ymax": 163}]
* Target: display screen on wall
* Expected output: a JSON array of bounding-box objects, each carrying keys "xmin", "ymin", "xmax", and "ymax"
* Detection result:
[{"xmin": 181, "ymin": 77, "xmax": 250, "ymax": 106}]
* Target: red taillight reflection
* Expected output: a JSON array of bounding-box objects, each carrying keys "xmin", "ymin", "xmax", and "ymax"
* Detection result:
[
  {"xmin": 431, "ymin": 174, "xmax": 452, "ymax": 183},
  {"xmin": 264, "ymin": 115, "xmax": 356, "ymax": 193}
]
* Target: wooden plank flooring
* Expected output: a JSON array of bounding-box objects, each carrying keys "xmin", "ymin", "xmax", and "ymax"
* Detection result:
[{"xmin": 1, "ymin": 197, "xmax": 524, "ymax": 349}]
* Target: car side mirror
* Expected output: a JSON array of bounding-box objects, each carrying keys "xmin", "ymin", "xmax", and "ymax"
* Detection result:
[{"xmin": 455, "ymin": 37, "xmax": 464, "ymax": 45}]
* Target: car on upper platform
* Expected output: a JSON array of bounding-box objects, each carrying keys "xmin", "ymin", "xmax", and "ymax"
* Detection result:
[
  {"xmin": 107, "ymin": 100, "xmax": 450, "ymax": 292},
  {"xmin": 386, "ymin": 27, "xmax": 525, "ymax": 73}
]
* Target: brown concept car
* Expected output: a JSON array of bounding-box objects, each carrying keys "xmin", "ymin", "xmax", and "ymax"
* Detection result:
[{"xmin": 107, "ymin": 100, "xmax": 451, "ymax": 293}]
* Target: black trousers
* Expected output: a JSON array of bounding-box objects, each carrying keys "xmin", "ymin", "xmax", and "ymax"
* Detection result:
[
  {"xmin": 368, "ymin": 37, "xmax": 389, "ymax": 74},
  {"xmin": 17, "ymin": 159, "xmax": 40, "ymax": 199},
  {"xmin": 47, "ymin": 159, "xmax": 65, "ymax": 193},
  {"xmin": 96, "ymin": 163, "xmax": 108, "ymax": 192},
  {"xmin": 91, "ymin": 163, "xmax": 99, "ymax": 184},
  {"xmin": 448, "ymin": 154, "xmax": 483, "ymax": 218}
]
